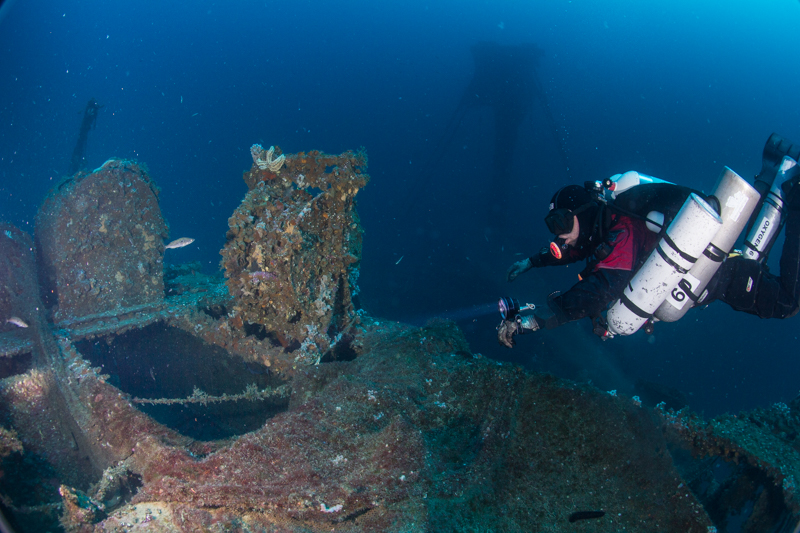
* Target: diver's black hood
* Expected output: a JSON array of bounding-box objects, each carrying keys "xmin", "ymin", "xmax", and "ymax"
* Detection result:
[
  {"xmin": 548, "ymin": 185, "xmax": 604, "ymax": 254},
  {"xmin": 549, "ymin": 185, "xmax": 592, "ymax": 213},
  {"xmin": 575, "ymin": 203, "xmax": 602, "ymax": 248}
]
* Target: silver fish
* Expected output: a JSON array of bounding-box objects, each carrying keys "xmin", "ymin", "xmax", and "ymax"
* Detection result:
[
  {"xmin": 165, "ymin": 237, "xmax": 195, "ymax": 249},
  {"xmin": 7, "ymin": 317, "xmax": 28, "ymax": 328}
]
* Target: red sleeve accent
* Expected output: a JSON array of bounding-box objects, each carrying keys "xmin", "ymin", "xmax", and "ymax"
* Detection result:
[{"xmin": 594, "ymin": 217, "xmax": 653, "ymax": 272}]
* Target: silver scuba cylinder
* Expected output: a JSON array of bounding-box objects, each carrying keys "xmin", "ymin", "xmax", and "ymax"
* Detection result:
[
  {"xmin": 743, "ymin": 156, "xmax": 799, "ymax": 261},
  {"xmin": 654, "ymin": 167, "xmax": 760, "ymax": 322},
  {"xmin": 606, "ymin": 193, "xmax": 722, "ymax": 336}
]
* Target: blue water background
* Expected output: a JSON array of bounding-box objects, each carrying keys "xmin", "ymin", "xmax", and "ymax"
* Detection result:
[{"xmin": 1, "ymin": 0, "xmax": 799, "ymax": 417}]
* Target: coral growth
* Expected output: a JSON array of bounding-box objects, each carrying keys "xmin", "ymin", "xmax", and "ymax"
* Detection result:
[
  {"xmin": 221, "ymin": 147, "xmax": 369, "ymax": 365},
  {"xmin": 251, "ymin": 144, "xmax": 286, "ymax": 172},
  {"xmin": 0, "ymin": 425, "xmax": 22, "ymax": 458}
]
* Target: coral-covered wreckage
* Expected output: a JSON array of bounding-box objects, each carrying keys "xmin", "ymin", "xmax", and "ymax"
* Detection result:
[{"xmin": 1, "ymin": 148, "xmax": 799, "ymax": 532}]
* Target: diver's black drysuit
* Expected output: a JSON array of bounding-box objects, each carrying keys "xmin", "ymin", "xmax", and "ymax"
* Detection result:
[
  {"xmin": 523, "ymin": 209, "xmax": 659, "ymax": 330},
  {"xmin": 516, "ymin": 180, "xmax": 800, "ymax": 335},
  {"xmin": 705, "ymin": 187, "xmax": 800, "ymax": 319}
]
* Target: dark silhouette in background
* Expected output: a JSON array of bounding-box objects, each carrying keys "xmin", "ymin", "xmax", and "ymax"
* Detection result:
[
  {"xmin": 426, "ymin": 42, "xmax": 570, "ymax": 227},
  {"xmin": 69, "ymin": 97, "xmax": 103, "ymax": 175}
]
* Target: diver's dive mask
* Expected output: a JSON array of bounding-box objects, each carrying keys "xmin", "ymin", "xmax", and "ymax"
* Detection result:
[
  {"xmin": 544, "ymin": 202, "xmax": 595, "ymax": 259},
  {"xmin": 544, "ymin": 208, "xmax": 575, "ymax": 235}
]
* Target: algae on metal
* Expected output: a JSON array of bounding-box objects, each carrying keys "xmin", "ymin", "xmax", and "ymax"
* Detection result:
[
  {"xmin": 60, "ymin": 319, "xmax": 715, "ymax": 532},
  {"xmin": 2, "ymin": 146, "xmax": 800, "ymax": 532},
  {"xmin": 221, "ymin": 147, "xmax": 369, "ymax": 366},
  {"xmin": 660, "ymin": 399, "xmax": 800, "ymax": 531},
  {"xmin": 35, "ymin": 160, "xmax": 168, "ymax": 324}
]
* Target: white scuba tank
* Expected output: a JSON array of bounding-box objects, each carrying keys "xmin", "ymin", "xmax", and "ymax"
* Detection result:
[
  {"xmin": 606, "ymin": 193, "xmax": 722, "ymax": 336},
  {"xmin": 654, "ymin": 167, "xmax": 760, "ymax": 322}
]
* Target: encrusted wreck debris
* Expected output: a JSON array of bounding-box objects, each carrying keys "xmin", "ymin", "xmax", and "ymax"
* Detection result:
[
  {"xmin": 660, "ymin": 399, "xmax": 800, "ymax": 532},
  {"xmin": 35, "ymin": 159, "xmax": 168, "ymax": 324},
  {"xmin": 61, "ymin": 320, "xmax": 720, "ymax": 532},
  {"xmin": 221, "ymin": 146, "xmax": 368, "ymax": 366},
  {"xmin": 0, "ymin": 146, "xmax": 372, "ymax": 531},
  {"xmin": 1, "ymin": 147, "xmax": 799, "ymax": 532}
]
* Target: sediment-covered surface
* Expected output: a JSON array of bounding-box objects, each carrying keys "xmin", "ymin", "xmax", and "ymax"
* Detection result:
[
  {"xmin": 6, "ymin": 309, "xmax": 800, "ymax": 531},
  {"xmin": 660, "ymin": 399, "xmax": 800, "ymax": 532},
  {"xmin": 48, "ymin": 318, "xmax": 714, "ymax": 532},
  {"xmin": 35, "ymin": 159, "xmax": 168, "ymax": 322}
]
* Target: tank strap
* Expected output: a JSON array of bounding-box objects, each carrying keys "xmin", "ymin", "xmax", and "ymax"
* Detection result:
[
  {"xmin": 656, "ymin": 243, "xmax": 689, "ymax": 275},
  {"xmin": 703, "ymin": 243, "xmax": 727, "ymax": 262},
  {"xmin": 620, "ymin": 291, "xmax": 651, "ymax": 319},
  {"xmin": 677, "ymin": 278, "xmax": 702, "ymax": 303},
  {"xmin": 662, "ymin": 233, "xmax": 698, "ymax": 265}
]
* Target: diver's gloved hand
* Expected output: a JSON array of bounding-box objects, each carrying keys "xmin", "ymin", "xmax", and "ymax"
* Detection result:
[
  {"xmin": 506, "ymin": 258, "xmax": 534, "ymax": 282},
  {"xmin": 497, "ymin": 315, "xmax": 540, "ymax": 348},
  {"xmin": 497, "ymin": 319, "xmax": 518, "ymax": 348}
]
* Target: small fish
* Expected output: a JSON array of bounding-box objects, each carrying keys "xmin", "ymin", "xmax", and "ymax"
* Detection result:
[
  {"xmin": 165, "ymin": 237, "xmax": 195, "ymax": 249},
  {"xmin": 191, "ymin": 112, "xmax": 199, "ymax": 117},
  {"xmin": 6, "ymin": 317, "xmax": 28, "ymax": 328},
  {"xmin": 568, "ymin": 510, "xmax": 605, "ymax": 523},
  {"xmin": 395, "ymin": 255, "xmax": 404, "ymax": 265}
]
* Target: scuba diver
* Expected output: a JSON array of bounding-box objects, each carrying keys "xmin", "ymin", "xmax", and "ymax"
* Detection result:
[{"xmin": 497, "ymin": 133, "xmax": 800, "ymax": 348}]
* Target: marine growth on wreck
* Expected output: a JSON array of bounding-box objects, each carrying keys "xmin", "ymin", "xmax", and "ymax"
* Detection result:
[
  {"xmin": 220, "ymin": 145, "xmax": 368, "ymax": 366},
  {"xmin": 0, "ymin": 145, "xmax": 799, "ymax": 533}
]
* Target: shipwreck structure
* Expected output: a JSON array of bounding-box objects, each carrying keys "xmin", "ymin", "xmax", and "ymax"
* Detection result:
[
  {"xmin": 221, "ymin": 145, "xmax": 368, "ymax": 367},
  {"xmin": 36, "ymin": 159, "xmax": 168, "ymax": 323},
  {"xmin": 0, "ymin": 147, "xmax": 799, "ymax": 532}
]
